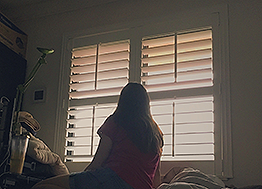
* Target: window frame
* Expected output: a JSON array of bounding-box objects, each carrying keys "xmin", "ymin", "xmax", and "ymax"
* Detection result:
[{"xmin": 55, "ymin": 5, "xmax": 232, "ymax": 178}]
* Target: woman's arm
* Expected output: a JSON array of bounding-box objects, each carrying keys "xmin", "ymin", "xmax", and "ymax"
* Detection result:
[{"xmin": 84, "ymin": 133, "xmax": 112, "ymax": 171}]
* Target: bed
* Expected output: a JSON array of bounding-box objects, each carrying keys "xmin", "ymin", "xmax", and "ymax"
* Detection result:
[{"xmin": 157, "ymin": 167, "xmax": 262, "ymax": 189}]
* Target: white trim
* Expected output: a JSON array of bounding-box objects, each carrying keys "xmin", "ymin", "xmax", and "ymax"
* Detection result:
[
  {"xmin": 54, "ymin": 34, "xmax": 72, "ymax": 157},
  {"xmin": 211, "ymin": 4, "xmax": 232, "ymax": 178}
]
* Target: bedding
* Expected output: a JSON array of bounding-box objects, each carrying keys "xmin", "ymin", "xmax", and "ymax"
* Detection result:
[
  {"xmin": 18, "ymin": 111, "xmax": 69, "ymax": 177},
  {"xmin": 26, "ymin": 133, "xmax": 69, "ymax": 176},
  {"xmin": 236, "ymin": 186, "xmax": 262, "ymax": 189},
  {"xmin": 157, "ymin": 168, "xmax": 262, "ymax": 189},
  {"xmin": 157, "ymin": 167, "xmax": 226, "ymax": 189}
]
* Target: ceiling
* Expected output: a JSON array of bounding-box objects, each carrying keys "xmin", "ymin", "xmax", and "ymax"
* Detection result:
[
  {"xmin": 0, "ymin": 0, "xmax": 45, "ymax": 8},
  {"xmin": 0, "ymin": 0, "xmax": 119, "ymax": 22},
  {"xmin": 0, "ymin": 0, "xmax": 46, "ymax": 9}
]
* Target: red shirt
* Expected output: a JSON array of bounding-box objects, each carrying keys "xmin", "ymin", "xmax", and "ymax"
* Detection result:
[{"xmin": 98, "ymin": 116, "xmax": 160, "ymax": 189}]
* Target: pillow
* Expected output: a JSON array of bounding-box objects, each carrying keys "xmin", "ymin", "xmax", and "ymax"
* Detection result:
[{"xmin": 27, "ymin": 134, "xmax": 69, "ymax": 176}]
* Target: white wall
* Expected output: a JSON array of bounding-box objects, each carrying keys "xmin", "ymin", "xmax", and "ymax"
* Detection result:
[{"xmin": 1, "ymin": 0, "xmax": 262, "ymax": 187}]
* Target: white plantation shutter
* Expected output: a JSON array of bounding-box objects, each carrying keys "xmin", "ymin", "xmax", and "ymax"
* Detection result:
[
  {"xmin": 66, "ymin": 40, "xmax": 129, "ymax": 162},
  {"xmin": 141, "ymin": 29, "xmax": 212, "ymax": 91},
  {"xmin": 66, "ymin": 103, "xmax": 117, "ymax": 162},
  {"xmin": 142, "ymin": 29, "xmax": 214, "ymax": 161},
  {"xmin": 151, "ymin": 96, "xmax": 214, "ymax": 161},
  {"xmin": 65, "ymin": 30, "xmax": 215, "ymax": 162},
  {"xmin": 70, "ymin": 40, "xmax": 129, "ymax": 99}
]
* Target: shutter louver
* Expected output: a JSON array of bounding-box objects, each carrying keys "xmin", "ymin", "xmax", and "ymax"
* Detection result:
[
  {"xmin": 143, "ymin": 29, "xmax": 214, "ymax": 161},
  {"xmin": 70, "ymin": 40, "xmax": 130, "ymax": 99},
  {"xmin": 151, "ymin": 96, "xmax": 214, "ymax": 161},
  {"xmin": 65, "ymin": 103, "xmax": 117, "ymax": 162},
  {"xmin": 65, "ymin": 40, "xmax": 129, "ymax": 162},
  {"xmin": 141, "ymin": 29, "xmax": 213, "ymax": 92}
]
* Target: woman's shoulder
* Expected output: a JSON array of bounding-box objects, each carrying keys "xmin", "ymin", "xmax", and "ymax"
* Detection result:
[
  {"xmin": 103, "ymin": 115, "xmax": 115, "ymax": 125},
  {"xmin": 98, "ymin": 115, "xmax": 118, "ymax": 135}
]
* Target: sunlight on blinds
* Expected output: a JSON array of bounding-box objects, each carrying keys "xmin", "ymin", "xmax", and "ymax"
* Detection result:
[
  {"xmin": 141, "ymin": 29, "xmax": 213, "ymax": 92},
  {"xmin": 70, "ymin": 40, "xmax": 130, "ymax": 99},
  {"xmin": 65, "ymin": 103, "xmax": 117, "ymax": 162},
  {"xmin": 151, "ymin": 96, "xmax": 214, "ymax": 161},
  {"xmin": 65, "ymin": 29, "xmax": 215, "ymax": 162},
  {"xmin": 65, "ymin": 95, "xmax": 214, "ymax": 162},
  {"xmin": 66, "ymin": 40, "xmax": 130, "ymax": 162},
  {"xmin": 142, "ymin": 29, "xmax": 214, "ymax": 161}
]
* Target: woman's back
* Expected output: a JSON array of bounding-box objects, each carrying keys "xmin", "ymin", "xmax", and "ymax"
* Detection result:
[
  {"xmin": 32, "ymin": 83, "xmax": 163, "ymax": 189},
  {"xmin": 98, "ymin": 116, "xmax": 160, "ymax": 189},
  {"xmin": 112, "ymin": 83, "xmax": 163, "ymax": 155}
]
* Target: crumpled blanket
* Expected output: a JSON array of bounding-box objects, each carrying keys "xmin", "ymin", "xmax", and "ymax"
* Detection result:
[
  {"xmin": 158, "ymin": 168, "xmax": 226, "ymax": 189},
  {"xmin": 26, "ymin": 133, "xmax": 69, "ymax": 176}
]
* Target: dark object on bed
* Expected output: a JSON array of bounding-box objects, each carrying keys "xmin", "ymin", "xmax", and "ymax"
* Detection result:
[
  {"xmin": 22, "ymin": 156, "xmax": 56, "ymax": 178},
  {"xmin": 26, "ymin": 133, "xmax": 69, "ymax": 176},
  {"xmin": 0, "ymin": 172, "xmax": 42, "ymax": 189},
  {"xmin": 235, "ymin": 186, "xmax": 262, "ymax": 189}
]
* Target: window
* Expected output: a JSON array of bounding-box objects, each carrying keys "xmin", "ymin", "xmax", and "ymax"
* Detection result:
[
  {"xmin": 66, "ymin": 29, "xmax": 215, "ymax": 162},
  {"xmin": 57, "ymin": 7, "xmax": 231, "ymax": 177}
]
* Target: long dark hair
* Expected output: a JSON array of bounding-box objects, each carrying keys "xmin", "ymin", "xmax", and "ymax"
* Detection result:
[{"xmin": 112, "ymin": 82, "xmax": 163, "ymax": 154}]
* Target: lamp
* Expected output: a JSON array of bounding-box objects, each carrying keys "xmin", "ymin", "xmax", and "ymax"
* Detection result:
[
  {"xmin": 12, "ymin": 47, "xmax": 54, "ymax": 135},
  {"xmin": 9, "ymin": 47, "xmax": 54, "ymax": 174}
]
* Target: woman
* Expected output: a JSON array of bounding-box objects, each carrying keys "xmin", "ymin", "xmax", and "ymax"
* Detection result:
[{"xmin": 32, "ymin": 83, "xmax": 164, "ymax": 189}]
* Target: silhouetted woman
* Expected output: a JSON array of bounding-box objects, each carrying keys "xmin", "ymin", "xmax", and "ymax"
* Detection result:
[{"xmin": 32, "ymin": 82, "xmax": 164, "ymax": 189}]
